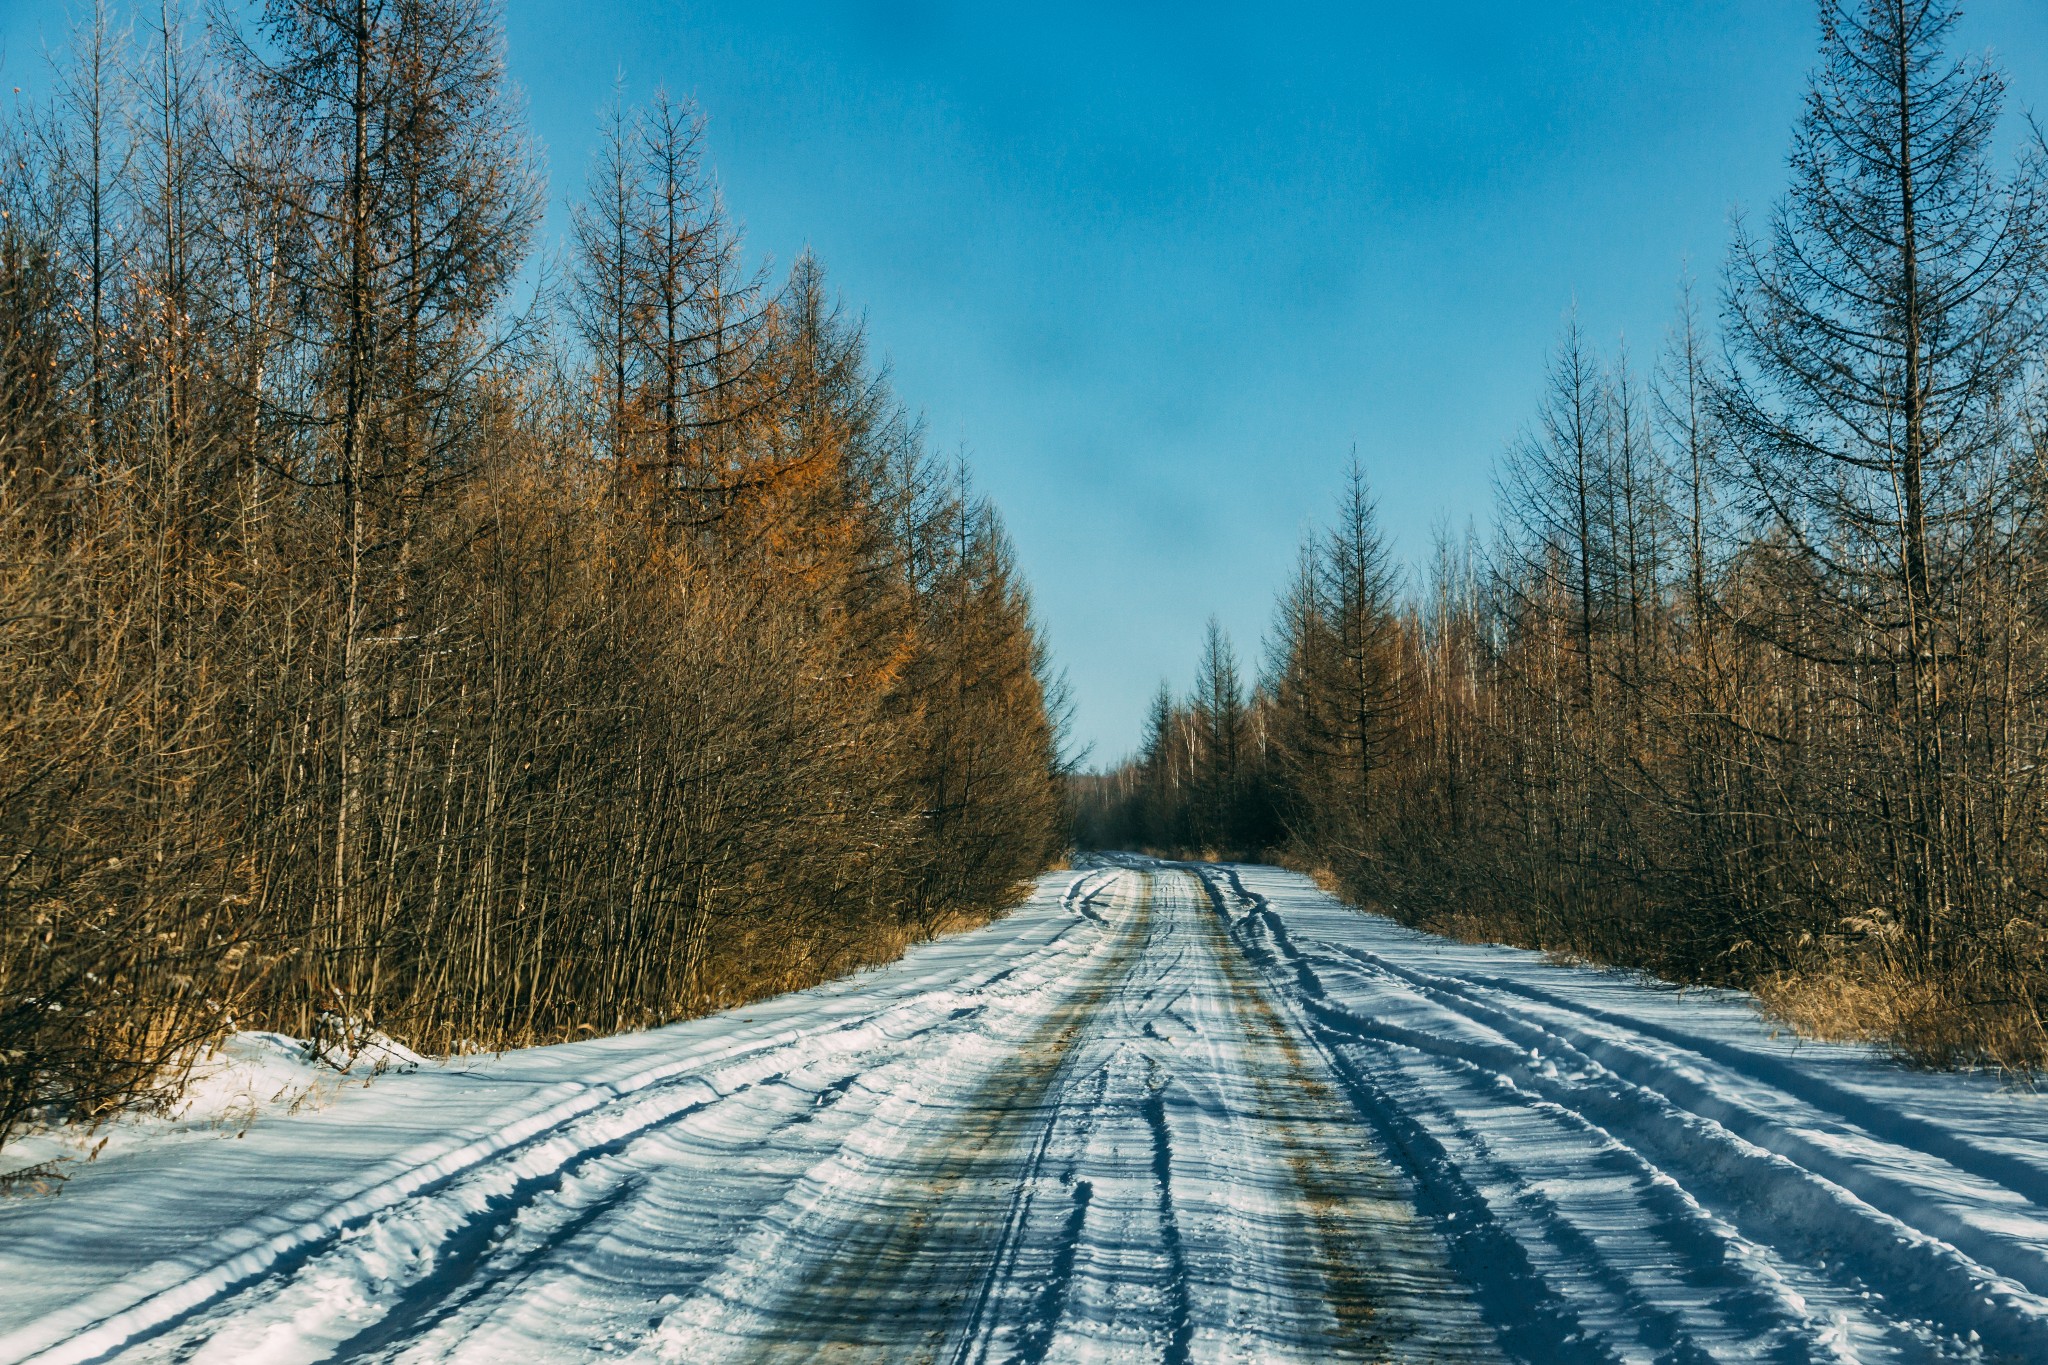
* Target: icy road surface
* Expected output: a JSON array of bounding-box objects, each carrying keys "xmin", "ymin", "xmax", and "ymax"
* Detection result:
[{"xmin": 6, "ymin": 863, "xmax": 2048, "ymax": 1362}]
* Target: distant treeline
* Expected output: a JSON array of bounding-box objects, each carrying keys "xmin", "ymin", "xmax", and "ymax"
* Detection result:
[
  {"xmin": 0, "ymin": 0, "xmax": 1065, "ymax": 1153},
  {"xmin": 1076, "ymin": 0, "xmax": 2048, "ymax": 1069}
]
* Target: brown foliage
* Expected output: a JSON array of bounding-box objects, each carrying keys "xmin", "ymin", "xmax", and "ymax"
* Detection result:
[{"xmin": 0, "ymin": 0, "xmax": 1065, "ymax": 1158}]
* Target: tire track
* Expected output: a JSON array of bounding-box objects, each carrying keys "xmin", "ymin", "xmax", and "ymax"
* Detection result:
[
  {"xmin": 1219, "ymin": 862, "xmax": 2048, "ymax": 1363},
  {"xmin": 636, "ymin": 875, "xmax": 1157, "ymax": 1364},
  {"xmin": 11, "ymin": 877, "xmax": 1115, "ymax": 1365},
  {"xmin": 1329, "ymin": 940, "xmax": 2048, "ymax": 1299}
]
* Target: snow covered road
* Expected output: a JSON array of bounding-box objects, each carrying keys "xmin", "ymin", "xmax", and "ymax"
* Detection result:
[{"xmin": 6, "ymin": 860, "xmax": 2048, "ymax": 1362}]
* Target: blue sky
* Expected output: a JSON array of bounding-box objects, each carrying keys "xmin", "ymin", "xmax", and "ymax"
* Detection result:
[{"xmin": 7, "ymin": 2, "xmax": 2048, "ymax": 762}]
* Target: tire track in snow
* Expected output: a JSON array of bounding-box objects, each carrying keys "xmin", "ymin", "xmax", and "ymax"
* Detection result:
[
  {"xmin": 3, "ymin": 879, "xmax": 1113, "ymax": 1365},
  {"xmin": 969, "ymin": 867, "xmax": 1490, "ymax": 1364},
  {"xmin": 1192, "ymin": 867, "xmax": 1606, "ymax": 1364},
  {"xmin": 636, "ymin": 872, "xmax": 1159, "ymax": 1363},
  {"xmin": 1329, "ymin": 940, "xmax": 2048, "ymax": 1302},
  {"xmin": 1203, "ymin": 866, "xmax": 1819, "ymax": 1361},
  {"xmin": 1217, "ymin": 862, "xmax": 2048, "ymax": 1362},
  {"xmin": 634, "ymin": 865, "xmax": 1491, "ymax": 1365},
  {"xmin": 1185, "ymin": 868, "xmax": 1407, "ymax": 1355},
  {"xmin": 1307, "ymin": 952, "xmax": 2048, "ymax": 1357}
]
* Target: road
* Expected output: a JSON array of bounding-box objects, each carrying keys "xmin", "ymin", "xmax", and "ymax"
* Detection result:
[{"xmin": 5, "ymin": 860, "xmax": 2048, "ymax": 1362}]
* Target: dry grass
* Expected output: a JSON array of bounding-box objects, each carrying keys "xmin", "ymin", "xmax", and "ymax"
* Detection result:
[
  {"xmin": 0, "ymin": 1157, "xmax": 68, "ymax": 1197},
  {"xmin": 1754, "ymin": 957, "xmax": 2048, "ymax": 1073},
  {"xmin": 1749, "ymin": 968, "xmax": 1905, "ymax": 1047}
]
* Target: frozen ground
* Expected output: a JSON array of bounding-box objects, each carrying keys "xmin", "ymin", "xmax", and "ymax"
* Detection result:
[{"xmin": 4, "ymin": 861, "xmax": 2048, "ymax": 1362}]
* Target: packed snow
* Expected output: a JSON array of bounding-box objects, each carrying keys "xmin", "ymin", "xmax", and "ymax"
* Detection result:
[{"xmin": 4, "ymin": 860, "xmax": 2048, "ymax": 1362}]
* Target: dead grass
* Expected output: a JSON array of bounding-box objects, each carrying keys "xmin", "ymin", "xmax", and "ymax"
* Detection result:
[
  {"xmin": 0, "ymin": 1156, "xmax": 69, "ymax": 1197},
  {"xmin": 1754, "ymin": 959, "xmax": 2048, "ymax": 1073},
  {"xmin": 1749, "ymin": 969, "xmax": 1904, "ymax": 1047}
]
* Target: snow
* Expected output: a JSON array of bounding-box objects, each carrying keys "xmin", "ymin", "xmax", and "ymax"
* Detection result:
[
  {"xmin": 1, "ymin": 1031, "xmax": 339, "ymax": 1180},
  {"xmin": 3, "ymin": 859, "xmax": 2048, "ymax": 1362}
]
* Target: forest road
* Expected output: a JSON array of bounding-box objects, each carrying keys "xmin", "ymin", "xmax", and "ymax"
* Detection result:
[{"xmin": 8, "ymin": 860, "xmax": 2048, "ymax": 1362}]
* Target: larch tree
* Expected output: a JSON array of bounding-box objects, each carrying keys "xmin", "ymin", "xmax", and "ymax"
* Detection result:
[
  {"xmin": 219, "ymin": 0, "xmax": 540, "ymax": 1032},
  {"xmin": 1315, "ymin": 457, "xmax": 1404, "ymax": 852},
  {"xmin": 1720, "ymin": 0, "xmax": 2048, "ymax": 969},
  {"xmin": 1191, "ymin": 617, "xmax": 1246, "ymax": 854}
]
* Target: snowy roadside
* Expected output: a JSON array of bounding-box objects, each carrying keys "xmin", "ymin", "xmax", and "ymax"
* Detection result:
[
  {"xmin": 2, "ymin": 1026, "xmax": 432, "ymax": 1190},
  {"xmin": 4, "ymin": 1033, "xmax": 338, "ymax": 1187},
  {"xmin": 1221, "ymin": 862, "xmax": 2048, "ymax": 1362}
]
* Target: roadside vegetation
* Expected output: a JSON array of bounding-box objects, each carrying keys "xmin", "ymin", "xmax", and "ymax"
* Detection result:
[
  {"xmin": 1076, "ymin": 0, "xmax": 2048, "ymax": 1070},
  {"xmin": 0, "ymin": 0, "xmax": 1066, "ymax": 1161}
]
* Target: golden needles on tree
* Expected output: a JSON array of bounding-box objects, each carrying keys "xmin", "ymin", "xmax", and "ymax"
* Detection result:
[{"xmin": 0, "ymin": 0, "xmax": 1066, "ymax": 1155}]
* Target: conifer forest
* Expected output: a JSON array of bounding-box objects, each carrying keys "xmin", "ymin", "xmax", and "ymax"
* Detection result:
[{"xmin": 0, "ymin": 0, "xmax": 1066, "ymax": 1151}]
